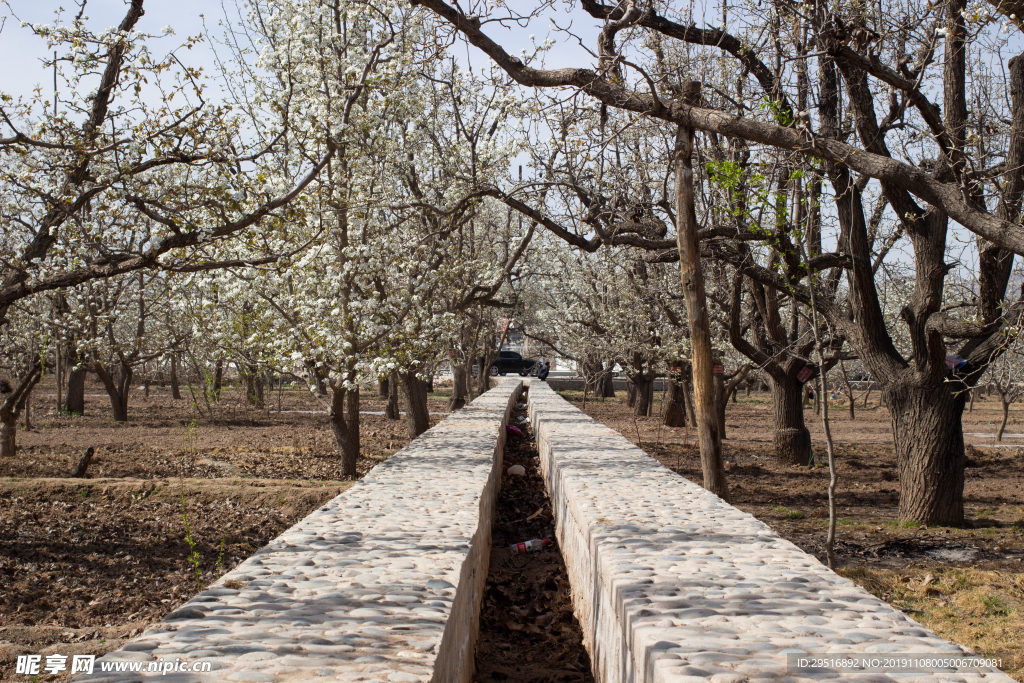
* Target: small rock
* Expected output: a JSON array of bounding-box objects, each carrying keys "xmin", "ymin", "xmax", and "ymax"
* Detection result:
[{"xmin": 507, "ymin": 465, "xmax": 526, "ymax": 476}]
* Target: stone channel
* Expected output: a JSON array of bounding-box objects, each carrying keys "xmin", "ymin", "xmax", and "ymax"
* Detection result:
[
  {"xmin": 76, "ymin": 379, "xmax": 522, "ymax": 683},
  {"xmin": 527, "ymin": 380, "xmax": 1014, "ymax": 683}
]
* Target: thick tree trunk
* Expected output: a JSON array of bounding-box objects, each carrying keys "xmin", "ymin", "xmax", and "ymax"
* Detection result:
[
  {"xmin": 213, "ymin": 359, "xmax": 223, "ymax": 401},
  {"xmin": 447, "ymin": 364, "xmax": 469, "ymax": 411},
  {"xmin": 631, "ymin": 375, "xmax": 653, "ymax": 416},
  {"xmin": 64, "ymin": 366, "xmax": 86, "ymax": 415},
  {"xmin": 243, "ymin": 365, "xmax": 265, "ymax": 409},
  {"xmin": 599, "ymin": 364, "xmax": 616, "ymax": 397},
  {"xmin": 329, "ymin": 383, "xmax": 360, "ymax": 478},
  {"xmin": 170, "ymin": 354, "xmax": 182, "ymax": 400},
  {"xmin": 401, "ymin": 371, "xmax": 431, "ymax": 438},
  {"xmin": 95, "ymin": 363, "xmax": 131, "ymax": 422},
  {"xmin": 378, "ymin": 377, "xmax": 389, "ymax": 398},
  {"xmin": 885, "ymin": 381, "xmax": 967, "ymax": 526},
  {"xmin": 385, "ymin": 369, "xmax": 400, "ymax": 420},
  {"xmin": 0, "ymin": 417, "xmax": 14, "ymax": 459},
  {"xmin": 772, "ymin": 376, "xmax": 813, "ymax": 466},
  {"xmin": 1, "ymin": 364, "xmax": 42, "ymax": 458},
  {"xmin": 663, "ymin": 379, "xmax": 688, "ymax": 427}
]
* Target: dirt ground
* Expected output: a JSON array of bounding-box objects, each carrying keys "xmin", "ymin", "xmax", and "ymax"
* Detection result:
[
  {"xmin": 474, "ymin": 390, "xmax": 594, "ymax": 683},
  {"xmin": 0, "ymin": 376, "xmax": 452, "ymax": 679},
  {"xmin": 560, "ymin": 387, "xmax": 1024, "ymax": 680}
]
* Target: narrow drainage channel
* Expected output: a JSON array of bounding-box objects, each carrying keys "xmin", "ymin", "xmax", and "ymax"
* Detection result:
[{"xmin": 474, "ymin": 388, "xmax": 595, "ymax": 683}]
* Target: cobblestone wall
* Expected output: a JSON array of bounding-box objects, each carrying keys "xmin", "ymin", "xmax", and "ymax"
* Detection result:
[
  {"xmin": 527, "ymin": 381, "xmax": 1012, "ymax": 683},
  {"xmin": 78, "ymin": 379, "xmax": 522, "ymax": 683}
]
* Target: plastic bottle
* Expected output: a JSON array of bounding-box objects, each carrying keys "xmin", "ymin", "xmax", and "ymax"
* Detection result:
[{"xmin": 509, "ymin": 538, "xmax": 550, "ymax": 554}]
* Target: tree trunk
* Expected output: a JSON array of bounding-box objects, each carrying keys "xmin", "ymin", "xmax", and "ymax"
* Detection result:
[
  {"xmin": 477, "ymin": 350, "xmax": 497, "ymax": 395},
  {"xmin": 94, "ymin": 362, "xmax": 131, "ymax": 422},
  {"xmin": 64, "ymin": 363, "xmax": 86, "ymax": 415},
  {"xmin": 599, "ymin": 364, "xmax": 616, "ymax": 397},
  {"xmin": 626, "ymin": 381, "xmax": 637, "ymax": 408},
  {"xmin": 681, "ymin": 379, "xmax": 697, "ymax": 427},
  {"xmin": 0, "ymin": 416, "xmax": 14, "ymax": 460},
  {"xmin": 401, "ymin": 371, "xmax": 431, "ymax": 438},
  {"xmin": 213, "ymin": 359, "xmax": 223, "ymax": 401},
  {"xmin": 22, "ymin": 388, "xmax": 31, "ymax": 430},
  {"xmin": 675, "ymin": 89, "xmax": 729, "ymax": 502},
  {"xmin": 378, "ymin": 376, "xmax": 390, "ymax": 398},
  {"xmin": 447, "ymin": 364, "xmax": 469, "ymax": 411},
  {"xmin": 714, "ymin": 372, "xmax": 727, "ymax": 439},
  {"xmin": 631, "ymin": 375, "xmax": 653, "ymax": 416},
  {"xmin": 1, "ymin": 364, "xmax": 42, "ymax": 458},
  {"xmin": 385, "ymin": 369, "xmax": 400, "ymax": 420},
  {"xmin": 243, "ymin": 365, "xmax": 265, "ymax": 409},
  {"xmin": 56, "ymin": 345, "xmax": 63, "ymax": 412},
  {"xmin": 997, "ymin": 389, "xmax": 1009, "ymax": 442},
  {"xmin": 663, "ymin": 379, "xmax": 688, "ymax": 427},
  {"xmin": 329, "ymin": 382, "xmax": 360, "ymax": 478},
  {"xmin": 840, "ymin": 361, "xmax": 856, "ymax": 420},
  {"xmin": 885, "ymin": 381, "xmax": 967, "ymax": 526},
  {"xmin": 170, "ymin": 354, "xmax": 182, "ymax": 400},
  {"xmin": 772, "ymin": 376, "xmax": 813, "ymax": 466}
]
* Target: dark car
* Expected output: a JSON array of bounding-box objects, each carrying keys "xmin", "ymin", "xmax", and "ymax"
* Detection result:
[{"xmin": 489, "ymin": 351, "xmax": 539, "ymax": 376}]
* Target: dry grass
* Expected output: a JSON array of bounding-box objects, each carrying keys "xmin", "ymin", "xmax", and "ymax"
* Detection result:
[{"xmin": 839, "ymin": 567, "xmax": 1024, "ymax": 681}]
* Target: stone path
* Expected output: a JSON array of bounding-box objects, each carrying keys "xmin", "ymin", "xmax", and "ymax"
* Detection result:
[
  {"xmin": 527, "ymin": 381, "xmax": 1015, "ymax": 683},
  {"xmin": 77, "ymin": 380, "xmax": 521, "ymax": 683}
]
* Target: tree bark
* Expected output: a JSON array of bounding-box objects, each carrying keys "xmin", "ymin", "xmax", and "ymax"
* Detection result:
[
  {"xmin": 213, "ymin": 359, "xmax": 223, "ymax": 401},
  {"xmin": 63, "ymin": 349, "xmax": 86, "ymax": 415},
  {"xmin": 242, "ymin": 364, "xmax": 265, "ymax": 409},
  {"xmin": 0, "ymin": 363, "xmax": 41, "ymax": 459},
  {"xmin": 170, "ymin": 354, "xmax": 182, "ymax": 400},
  {"xmin": 772, "ymin": 375, "xmax": 813, "ymax": 466},
  {"xmin": 477, "ymin": 349, "xmax": 497, "ymax": 395},
  {"xmin": 0, "ymin": 415, "xmax": 15, "ymax": 460},
  {"xmin": 329, "ymin": 381, "xmax": 360, "ymax": 478},
  {"xmin": 997, "ymin": 388, "xmax": 1010, "ymax": 442},
  {"xmin": 447, "ymin": 363, "xmax": 469, "ymax": 411},
  {"xmin": 94, "ymin": 362, "xmax": 131, "ymax": 422},
  {"xmin": 663, "ymin": 378, "xmax": 688, "ymax": 427},
  {"xmin": 886, "ymin": 381, "xmax": 967, "ymax": 526},
  {"xmin": 714, "ymin": 372, "xmax": 727, "ymax": 439},
  {"xmin": 378, "ymin": 376, "xmax": 390, "ymax": 398},
  {"xmin": 631, "ymin": 374, "xmax": 653, "ymax": 416},
  {"xmin": 681, "ymin": 379, "xmax": 697, "ymax": 427},
  {"xmin": 385, "ymin": 369, "xmax": 400, "ymax": 420},
  {"xmin": 401, "ymin": 371, "xmax": 431, "ymax": 438},
  {"xmin": 675, "ymin": 85, "xmax": 729, "ymax": 502},
  {"xmin": 599, "ymin": 362, "xmax": 616, "ymax": 397}
]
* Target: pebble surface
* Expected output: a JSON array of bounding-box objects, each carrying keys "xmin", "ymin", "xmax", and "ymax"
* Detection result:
[
  {"xmin": 527, "ymin": 381, "xmax": 1014, "ymax": 683},
  {"xmin": 75, "ymin": 380, "xmax": 521, "ymax": 683}
]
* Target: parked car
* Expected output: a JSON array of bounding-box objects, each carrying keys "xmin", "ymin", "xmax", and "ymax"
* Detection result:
[{"xmin": 488, "ymin": 351, "xmax": 539, "ymax": 376}]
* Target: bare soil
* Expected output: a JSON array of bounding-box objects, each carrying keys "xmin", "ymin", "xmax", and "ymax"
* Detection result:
[
  {"xmin": 474, "ymin": 390, "xmax": 594, "ymax": 683},
  {"xmin": 560, "ymin": 388, "xmax": 1024, "ymax": 680},
  {"xmin": 0, "ymin": 376, "xmax": 453, "ymax": 679}
]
